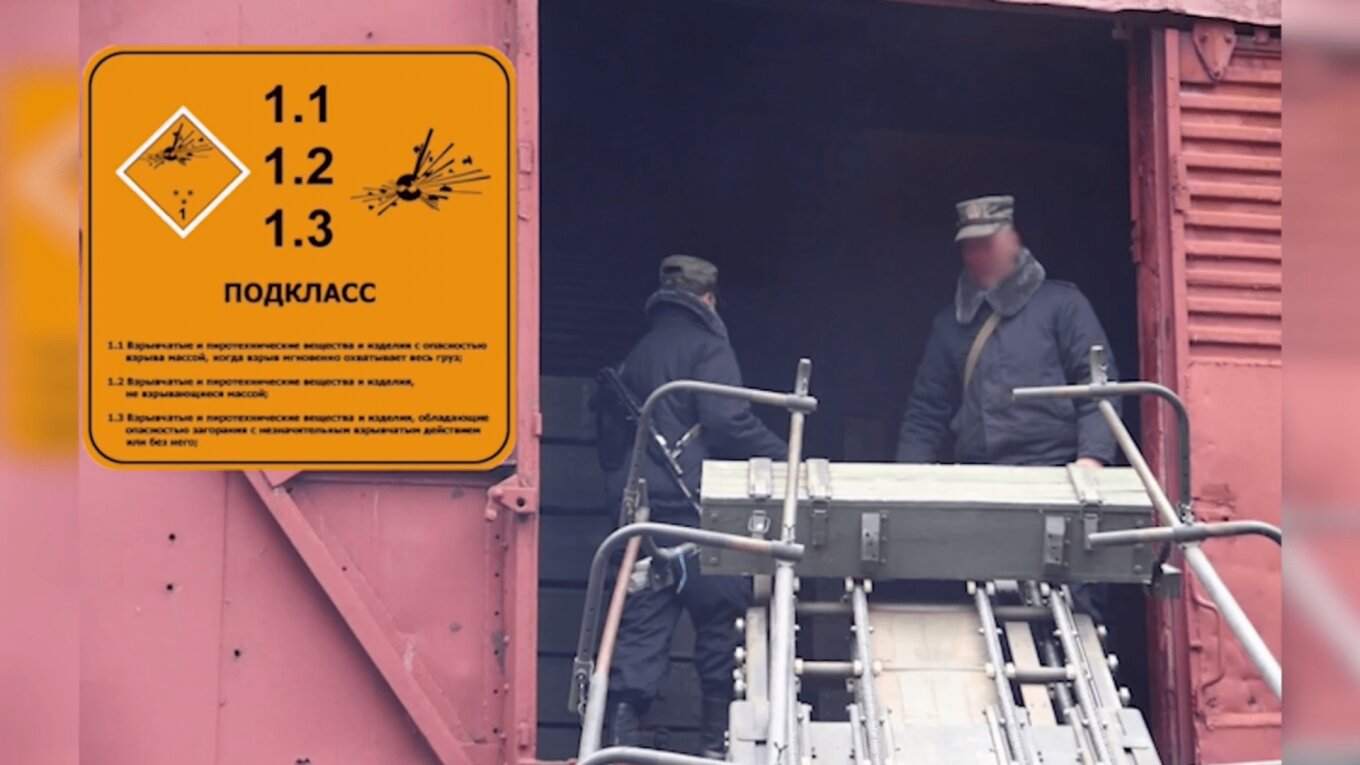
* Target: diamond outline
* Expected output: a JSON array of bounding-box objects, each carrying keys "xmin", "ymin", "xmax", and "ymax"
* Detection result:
[{"xmin": 115, "ymin": 106, "xmax": 251, "ymax": 239}]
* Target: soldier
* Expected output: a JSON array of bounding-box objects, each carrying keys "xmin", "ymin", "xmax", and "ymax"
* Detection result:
[
  {"xmin": 896, "ymin": 195, "xmax": 1120, "ymax": 617},
  {"xmin": 599, "ymin": 255, "xmax": 788, "ymax": 757}
]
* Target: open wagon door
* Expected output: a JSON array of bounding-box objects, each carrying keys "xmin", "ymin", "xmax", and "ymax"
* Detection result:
[{"xmin": 1129, "ymin": 23, "xmax": 1281, "ymax": 765}]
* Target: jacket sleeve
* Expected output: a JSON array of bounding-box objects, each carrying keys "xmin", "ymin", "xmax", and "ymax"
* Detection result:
[
  {"xmin": 896, "ymin": 321, "xmax": 959, "ymax": 463},
  {"xmin": 1057, "ymin": 289, "xmax": 1121, "ymax": 464},
  {"xmin": 693, "ymin": 342, "xmax": 789, "ymax": 460}
]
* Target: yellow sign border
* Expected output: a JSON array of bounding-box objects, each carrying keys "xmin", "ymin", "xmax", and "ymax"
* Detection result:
[{"xmin": 82, "ymin": 46, "xmax": 517, "ymax": 470}]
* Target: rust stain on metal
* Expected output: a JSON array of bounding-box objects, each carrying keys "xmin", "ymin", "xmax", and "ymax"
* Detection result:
[{"xmin": 491, "ymin": 630, "xmax": 509, "ymax": 674}]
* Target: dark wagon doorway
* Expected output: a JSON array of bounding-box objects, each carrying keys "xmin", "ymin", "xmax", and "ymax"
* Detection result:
[{"xmin": 536, "ymin": 0, "xmax": 1144, "ymax": 757}]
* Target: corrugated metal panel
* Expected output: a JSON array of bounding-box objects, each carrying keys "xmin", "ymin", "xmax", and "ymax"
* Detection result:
[{"xmin": 1175, "ymin": 34, "xmax": 1282, "ymax": 364}]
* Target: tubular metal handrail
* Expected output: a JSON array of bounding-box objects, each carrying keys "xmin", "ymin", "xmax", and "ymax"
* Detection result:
[
  {"xmin": 1013, "ymin": 373, "xmax": 1192, "ymax": 517},
  {"xmin": 573, "ymin": 362, "xmax": 818, "ymax": 760},
  {"xmin": 577, "ymin": 747, "xmax": 730, "ymax": 765},
  {"xmin": 765, "ymin": 359, "xmax": 813, "ymax": 765},
  {"xmin": 1013, "ymin": 345, "xmax": 1282, "ymax": 700},
  {"xmin": 1088, "ymin": 520, "xmax": 1282, "ymax": 548},
  {"xmin": 617, "ymin": 379, "xmax": 817, "ymax": 527}
]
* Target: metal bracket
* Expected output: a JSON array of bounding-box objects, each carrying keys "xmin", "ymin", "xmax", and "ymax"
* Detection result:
[
  {"xmin": 861, "ymin": 512, "xmax": 885, "ymax": 565},
  {"xmin": 1088, "ymin": 345, "xmax": 1110, "ymax": 385},
  {"xmin": 808, "ymin": 458, "xmax": 832, "ymax": 548},
  {"xmin": 1042, "ymin": 514, "xmax": 1070, "ymax": 580},
  {"xmin": 748, "ymin": 457, "xmax": 773, "ymax": 500},
  {"xmin": 1152, "ymin": 562, "xmax": 1184, "ymax": 600},
  {"xmin": 748, "ymin": 510, "xmax": 771, "ymax": 538},
  {"xmin": 1192, "ymin": 20, "xmax": 1237, "ymax": 82},
  {"xmin": 569, "ymin": 658, "xmax": 593, "ymax": 715},
  {"xmin": 746, "ymin": 458, "xmax": 774, "ymax": 540},
  {"xmin": 484, "ymin": 475, "xmax": 538, "ymax": 521},
  {"xmin": 1083, "ymin": 512, "xmax": 1101, "ymax": 552}
]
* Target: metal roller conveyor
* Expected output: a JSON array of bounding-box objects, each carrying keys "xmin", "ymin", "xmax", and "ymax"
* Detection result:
[
  {"xmin": 574, "ymin": 353, "xmax": 1274, "ymax": 765},
  {"xmin": 699, "ymin": 460, "xmax": 1167, "ymax": 763}
]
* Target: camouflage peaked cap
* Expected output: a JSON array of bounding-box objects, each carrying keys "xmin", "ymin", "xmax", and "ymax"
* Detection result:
[
  {"xmin": 955, "ymin": 195, "xmax": 1016, "ymax": 242},
  {"xmin": 659, "ymin": 254, "xmax": 719, "ymax": 294}
]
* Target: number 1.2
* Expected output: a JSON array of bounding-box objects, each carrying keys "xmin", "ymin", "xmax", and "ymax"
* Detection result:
[{"xmin": 265, "ymin": 85, "xmax": 329, "ymax": 124}]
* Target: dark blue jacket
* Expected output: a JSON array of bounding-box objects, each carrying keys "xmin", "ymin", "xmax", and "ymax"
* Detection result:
[
  {"xmin": 611, "ymin": 290, "xmax": 788, "ymax": 513},
  {"xmin": 897, "ymin": 254, "xmax": 1120, "ymax": 466}
]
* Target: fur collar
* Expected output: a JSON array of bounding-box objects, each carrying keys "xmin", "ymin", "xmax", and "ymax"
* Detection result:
[
  {"xmin": 645, "ymin": 288, "xmax": 729, "ymax": 340},
  {"xmin": 954, "ymin": 248, "xmax": 1047, "ymax": 324}
]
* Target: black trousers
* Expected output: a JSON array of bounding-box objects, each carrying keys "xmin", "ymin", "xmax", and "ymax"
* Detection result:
[
  {"xmin": 608, "ymin": 509, "xmax": 753, "ymax": 708},
  {"xmin": 1070, "ymin": 581, "xmax": 1109, "ymax": 623}
]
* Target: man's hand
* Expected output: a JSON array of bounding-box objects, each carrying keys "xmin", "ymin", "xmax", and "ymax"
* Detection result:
[{"xmin": 1073, "ymin": 457, "xmax": 1104, "ymax": 470}]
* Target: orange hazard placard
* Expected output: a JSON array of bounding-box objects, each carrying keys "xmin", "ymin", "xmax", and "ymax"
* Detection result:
[{"xmin": 84, "ymin": 48, "xmax": 515, "ymax": 469}]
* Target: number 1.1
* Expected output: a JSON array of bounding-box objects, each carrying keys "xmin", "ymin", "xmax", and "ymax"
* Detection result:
[{"xmin": 265, "ymin": 84, "xmax": 328, "ymax": 124}]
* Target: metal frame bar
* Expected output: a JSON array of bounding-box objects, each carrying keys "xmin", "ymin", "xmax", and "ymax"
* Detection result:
[
  {"xmin": 1012, "ymin": 346, "xmax": 1283, "ymax": 700},
  {"xmin": 617, "ymin": 378, "xmax": 816, "ymax": 527},
  {"xmin": 577, "ymin": 747, "xmax": 729, "ymax": 765},
  {"xmin": 796, "ymin": 601, "xmax": 852, "ymax": 616},
  {"xmin": 847, "ymin": 703, "xmax": 869, "ymax": 765},
  {"xmin": 1013, "ymin": 378, "xmax": 1192, "ymax": 515},
  {"xmin": 573, "ymin": 522, "xmax": 805, "ymax": 667},
  {"xmin": 243, "ymin": 472, "xmax": 478, "ymax": 765},
  {"xmin": 1020, "ymin": 583, "xmax": 1097, "ymax": 765},
  {"xmin": 572, "ymin": 522, "xmax": 804, "ymax": 752},
  {"xmin": 1007, "ymin": 665, "xmax": 1075, "ymax": 685},
  {"xmin": 1049, "ymin": 588, "xmax": 1117, "ymax": 765},
  {"xmin": 849, "ymin": 583, "xmax": 888, "ymax": 765},
  {"xmin": 766, "ymin": 359, "xmax": 814, "ymax": 765},
  {"xmin": 973, "ymin": 582, "xmax": 1040, "ymax": 765},
  {"xmin": 796, "ymin": 660, "xmax": 860, "ymax": 678},
  {"xmin": 1089, "ymin": 520, "xmax": 1281, "ymax": 548}
]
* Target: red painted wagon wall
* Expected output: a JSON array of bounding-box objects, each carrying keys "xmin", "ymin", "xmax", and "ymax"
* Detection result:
[
  {"xmin": 75, "ymin": 2, "xmax": 541, "ymax": 764},
  {"xmin": 1130, "ymin": 25, "xmax": 1281, "ymax": 764}
]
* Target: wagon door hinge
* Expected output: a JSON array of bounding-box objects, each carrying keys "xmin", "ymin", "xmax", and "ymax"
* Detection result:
[
  {"xmin": 485, "ymin": 475, "xmax": 538, "ymax": 521},
  {"xmin": 1191, "ymin": 20, "xmax": 1236, "ymax": 82}
]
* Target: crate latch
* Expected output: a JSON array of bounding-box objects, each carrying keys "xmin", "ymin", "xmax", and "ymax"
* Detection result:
[
  {"xmin": 807, "ymin": 458, "xmax": 832, "ymax": 548},
  {"xmin": 1043, "ymin": 514, "xmax": 1070, "ymax": 580}
]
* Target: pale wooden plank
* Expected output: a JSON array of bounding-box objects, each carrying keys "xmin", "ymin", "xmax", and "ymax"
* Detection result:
[
  {"xmin": 870, "ymin": 604, "xmax": 992, "ymax": 728},
  {"xmin": 1004, "ymin": 619, "xmax": 1058, "ymax": 726}
]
